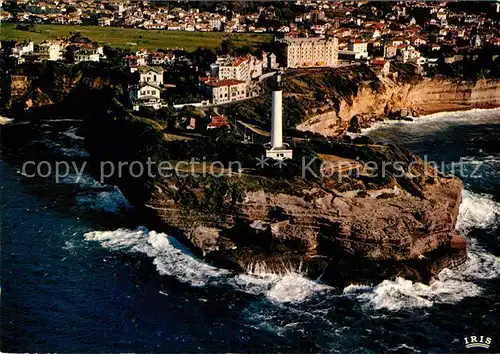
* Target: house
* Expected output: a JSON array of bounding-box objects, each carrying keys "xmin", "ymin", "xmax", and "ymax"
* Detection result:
[
  {"xmin": 413, "ymin": 37, "xmax": 427, "ymax": 46},
  {"xmin": 209, "ymin": 16, "xmax": 223, "ymax": 30},
  {"xmin": 149, "ymin": 51, "xmax": 175, "ymax": 65},
  {"xmin": 348, "ymin": 40, "xmax": 369, "ymax": 59},
  {"xmin": 75, "ymin": 49, "xmax": 100, "ymax": 63},
  {"xmin": 98, "ymin": 17, "xmax": 112, "ymax": 26},
  {"xmin": 35, "ymin": 41, "xmax": 63, "ymax": 61},
  {"xmin": 138, "ymin": 66, "xmax": 164, "ymax": 86},
  {"xmin": 410, "ymin": 56, "xmax": 426, "ymax": 66},
  {"xmin": 128, "ymin": 83, "xmax": 161, "ymax": 102},
  {"xmin": 248, "ymin": 56, "xmax": 263, "ymax": 79},
  {"xmin": 262, "ymin": 52, "xmax": 277, "ymax": 69},
  {"xmin": 371, "ymin": 59, "xmax": 390, "ymax": 76},
  {"xmin": 11, "ymin": 41, "xmax": 34, "ymax": 58},
  {"xmin": 125, "ymin": 55, "xmax": 148, "ymax": 68},
  {"xmin": 187, "ymin": 117, "xmax": 197, "ymax": 130},
  {"xmin": 396, "ymin": 45, "xmax": 421, "ymax": 63}
]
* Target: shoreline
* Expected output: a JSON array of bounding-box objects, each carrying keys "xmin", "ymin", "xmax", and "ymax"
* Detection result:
[
  {"xmin": 415, "ymin": 103, "xmax": 500, "ymax": 116},
  {"xmin": 359, "ymin": 105, "xmax": 500, "ymax": 136}
]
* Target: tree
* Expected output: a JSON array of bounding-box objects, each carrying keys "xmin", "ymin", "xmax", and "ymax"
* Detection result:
[
  {"xmin": 66, "ymin": 5, "xmax": 77, "ymax": 14},
  {"xmin": 220, "ymin": 38, "xmax": 236, "ymax": 55},
  {"xmin": 15, "ymin": 23, "xmax": 36, "ymax": 32}
]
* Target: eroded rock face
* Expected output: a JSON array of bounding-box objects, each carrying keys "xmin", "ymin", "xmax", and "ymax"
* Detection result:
[
  {"xmin": 134, "ymin": 174, "xmax": 467, "ymax": 287},
  {"xmin": 298, "ymin": 78, "xmax": 500, "ymax": 136}
]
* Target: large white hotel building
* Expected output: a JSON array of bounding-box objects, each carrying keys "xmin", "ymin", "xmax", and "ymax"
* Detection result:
[{"xmin": 279, "ymin": 37, "xmax": 339, "ymax": 68}]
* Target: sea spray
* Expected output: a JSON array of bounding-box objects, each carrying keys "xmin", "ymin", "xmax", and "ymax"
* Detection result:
[
  {"xmin": 85, "ymin": 188, "xmax": 500, "ymax": 310},
  {"xmin": 85, "ymin": 227, "xmax": 329, "ymax": 303},
  {"xmin": 457, "ymin": 190, "xmax": 500, "ymax": 233}
]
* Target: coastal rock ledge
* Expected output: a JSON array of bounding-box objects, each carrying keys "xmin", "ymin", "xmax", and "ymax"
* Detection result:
[
  {"xmin": 137, "ymin": 173, "xmax": 467, "ymax": 287},
  {"xmin": 86, "ymin": 112, "xmax": 468, "ymax": 287}
]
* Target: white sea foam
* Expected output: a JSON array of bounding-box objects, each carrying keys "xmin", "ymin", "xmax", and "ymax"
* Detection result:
[
  {"xmin": 58, "ymin": 147, "xmax": 90, "ymax": 158},
  {"xmin": 40, "ymin": 119, "xmax": 85, "ymax": 123},
  {"xmin": 457, "ymin": 190, "xmax": 500, "ymax": 233},
  {"xmin": 361, "ymin": 107, "xmax": 500, "ymax": 136},
  {"xmin": 84, "ymin": 189, "xmax": 500, "ymax": 309},
  {"xmin": 0, "ymin": 116, "xmax": 14, "ymax": 125},
  {"xmin": 77, "ymin": 186, "xmax": 132, "ymax": 214},
  {"xmin": 84, "ymin": 227, "xmax": 328, "ymax": 303},
  {"xmin": 61, "ymin": 127, "xmax": 85, "ymax": 140},
  {"xmin": 60, "ymin": 173, "xmax": 101, "ymax": 187}
]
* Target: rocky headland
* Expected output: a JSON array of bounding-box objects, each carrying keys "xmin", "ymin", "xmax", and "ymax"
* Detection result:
[
  {"xmin": 5, "ymin": 61, "xmax": 498, "ymax": 287},
  {"xmin": 83, "ymin": 103, "xmax": 468, "ymax": 287}
]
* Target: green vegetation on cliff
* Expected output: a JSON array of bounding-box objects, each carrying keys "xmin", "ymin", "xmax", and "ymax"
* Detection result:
[
  {"xmin": 84, "ymin": 97, "xmax": 434, "ymax": 217},
  {"xmin": 3, "ymin": 60, "xmax": 131, "ymax": 118}
]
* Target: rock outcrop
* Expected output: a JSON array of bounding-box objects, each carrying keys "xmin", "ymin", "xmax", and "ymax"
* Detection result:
[
  {"xmin": 130, "ymin": 172, "xmax": 466, "ymax": 287},
  {"xmin": 2, "ymin": 61, "xmax": 129, "ymax": 119},
  {"xmin": 85, "ymin": 112, "xmax": 468, "ymax": 287}
]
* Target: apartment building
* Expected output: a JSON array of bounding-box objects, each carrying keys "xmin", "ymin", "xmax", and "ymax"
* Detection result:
[
  {"xmin": 35, "ymin": 41, "xmax": 63, "ymax": 61},
  {"xmin": 217, "ymin": 56, "xmax": 251, "ymax": 81},
  {"xmin": 279, "ymin": 37, "xmax": 339, "ymax": 68},
  {"xmin": 201, "ymin": 78, "xmax": 247, "ymax": 105}
]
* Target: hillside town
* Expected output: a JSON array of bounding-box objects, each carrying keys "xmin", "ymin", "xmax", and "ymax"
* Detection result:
[{"xmin": 2, "ymin": 1, "xmax": 500, "ymax": 112}]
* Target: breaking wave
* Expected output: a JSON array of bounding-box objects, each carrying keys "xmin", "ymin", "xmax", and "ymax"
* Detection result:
[
  {"xmin": 84, "ymin": 227, "xmax": 329, "ymax": 303},
  {"xmin": 84, "ymin": 187, "xmax": 500, "ymax": 310},
  {"xmin": 458, "ymin": 190, "xmax": 500, "ymax": 233},
  {"xmin": 361, "ymin": 107, "xmax": 500, "ymax": 136},
  {"xmin": 76, "ymin": 187, "xmax": 132, "ymax": 214},
  {"xmin": 60, "ymin": 127, "xmax": 85, "ymax": 141}
]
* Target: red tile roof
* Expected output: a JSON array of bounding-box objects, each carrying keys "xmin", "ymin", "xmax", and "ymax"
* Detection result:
[
  {"xmin": 208, "ymin": 115, "xmax": 230, "ymax": 128},
  {"xmin": 231, "ymin": 56, "xmax": 248, "ymax": 66},
  {"xmin": 204, "ymin": 79, "xmax": 245, "ymax": 87},
  {"xmin": 371, "ymin": 59, "xmax": 387, "ymax": 65}
]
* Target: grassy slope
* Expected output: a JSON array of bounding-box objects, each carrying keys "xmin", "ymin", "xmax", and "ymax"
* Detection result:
[{"xmin": 0, "ymin": 23, "xmax": 273, "ymax": 51}]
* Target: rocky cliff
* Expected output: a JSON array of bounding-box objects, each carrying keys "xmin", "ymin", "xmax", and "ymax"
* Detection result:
[
  {"xmin": 298, "ymin": 76, "xmax": 500, "ymax": 136},
  {"xmin": 139, "ymin": 172, "xmax": 466, "ymax": 287},
  {"xmin": 85, "ymin": 112, "xmax": 468, "ymax": 287},
  {"xmin": 2, "ymin": 61, "xmax": 130, "ymax": 119}
]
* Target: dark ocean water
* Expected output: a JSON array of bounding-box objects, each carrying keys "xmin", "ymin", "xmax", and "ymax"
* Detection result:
[{"xmin": 1, "ymin": 110, "xmax": 499, "ymax": 353}]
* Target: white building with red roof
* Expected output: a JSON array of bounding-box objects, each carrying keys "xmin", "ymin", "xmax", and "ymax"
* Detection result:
[{"xmin": 201, "ymin": 78, "xmax": 248, "ymax": 105}]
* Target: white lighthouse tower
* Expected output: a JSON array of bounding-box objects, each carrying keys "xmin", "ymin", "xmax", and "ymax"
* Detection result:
[{"xmin": 265, "ymin": 72, "xmax": 293, "ymax": 161}]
